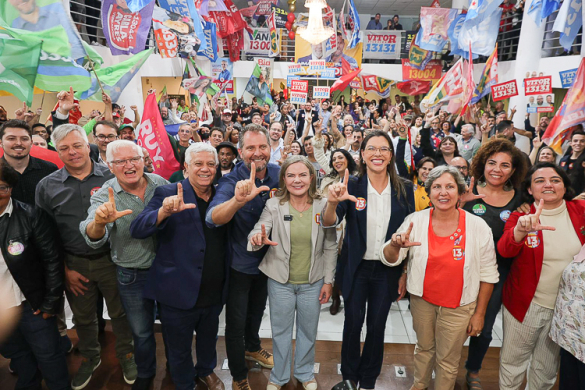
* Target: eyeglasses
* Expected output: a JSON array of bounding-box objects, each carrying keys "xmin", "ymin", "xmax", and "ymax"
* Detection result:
[
  {"xmin": 365, "ymin": 146, "xmax": 391, "ymax": 154},
  {"xmin": 0, "ymin": 185, "xmax": 11, "ymax": 194},
  {"xmin": 96, "ymin": 134, "xmax": 117, "ymax": 141},
  {"xmin": 109, "ymin": 156, "xmax": 143, "ymax": 167},
  {"xmin": 453, "ymin": 166, "xmax": 468, "ymax": 171}
]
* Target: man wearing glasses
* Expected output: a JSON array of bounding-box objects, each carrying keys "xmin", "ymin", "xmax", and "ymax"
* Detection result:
[
  {"xmin": 93, "ymin": 121, "xmax": 120, "ymax": 166},
  {"xmin": 36, "ymin": 125, "xmax": 136, "ymax": 390},
  {"xmin": 80, "ymin": 139, "xmax": 168, "ymax": 390}
]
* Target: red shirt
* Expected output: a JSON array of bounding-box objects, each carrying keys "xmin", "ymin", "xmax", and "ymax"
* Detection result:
[
  {"xmin": 422, "ymin": 209, "xmax": 466, "ymax": 308},
  {"xmin": 0, "ymin": 145, "xmax": 63, "ymax": 168}
]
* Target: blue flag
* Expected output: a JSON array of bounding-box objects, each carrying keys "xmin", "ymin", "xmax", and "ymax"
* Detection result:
[
  {"xmin": 198, "ymin": 20, "xmax": 218, "ymax": 61},
  {"xmin": 466, "ymin": 0, "xmax": 503, "ymax": 20},
  {"xmin": 553, "ymin": 0, "xmax": 583, "ymax": 51},
  {"xmin": 343, "ymin": 0, "xmax": 361, "ymax": 49},
  {"xmin": 157, "ymin": 0, "xmax": 208, "ymax": 52},
  {"xmin": 458, "ymin": 7, "xmax": 502, "ymax": 56},
  {"xmin": 125, "ymin": 0, "xmax": 155, "ymax": 13},
  {"xmin": 448, "ymin": 14, "xmax": 470, "ymax": 58},
  {"xmin": 528, "ymin": 0, "xmax": 560, "ymax": 27}
]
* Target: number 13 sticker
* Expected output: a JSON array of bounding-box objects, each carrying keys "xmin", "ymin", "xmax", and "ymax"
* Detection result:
[{"xmin": 525, "ymin": 232, "xmax": 540, "ymax": 248}]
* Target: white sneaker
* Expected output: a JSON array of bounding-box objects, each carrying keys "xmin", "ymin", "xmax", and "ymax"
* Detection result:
[
  {"xmin": 303, "ymin": 379, "xmax": 318, "ymax": 390},
  {"xmin": 267, "ymin": 382, "xmax": 282, "ymax": 390}
]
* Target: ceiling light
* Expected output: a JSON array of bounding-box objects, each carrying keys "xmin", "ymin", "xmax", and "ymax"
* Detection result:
[{"xmin": 296, "ymin": 0, "xmax": 334, "ymax": 45}]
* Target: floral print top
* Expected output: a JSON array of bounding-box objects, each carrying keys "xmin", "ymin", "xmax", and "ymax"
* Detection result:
[{"xmin": 550, "ymin": 244, "xmax": 585, "ymax": 364}]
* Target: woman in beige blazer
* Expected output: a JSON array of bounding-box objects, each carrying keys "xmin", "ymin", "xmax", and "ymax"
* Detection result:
[{"xmin": 248, "ymin": 155, "xmax": 337, "ymax": 390}]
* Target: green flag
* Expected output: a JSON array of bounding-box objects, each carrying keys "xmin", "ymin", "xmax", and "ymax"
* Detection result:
[
  {"xmin": 0, "ymin": 36, "xmax": 41, "ymax": 105},
  {"xmin": 244, "ymin": 64, "xmax": 273, "ymax": 106},
  {"xmin": 76, "ymin": 49, "xmax": 154, "ymax": 102}
]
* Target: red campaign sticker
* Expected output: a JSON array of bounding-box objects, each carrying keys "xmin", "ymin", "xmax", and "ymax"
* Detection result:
[
  {"xmin": 90, "ymin": 187, "xmax": 101, "ymax": 196},
  {"xmin": 355, "ymin": 197, "xmax": 367, "ymax": 211},
  {"xmin": 453, "ymin": 246, "xmax": 464, "ymax": 261},
  {"xmin": 315, "ymin": 213, "xmax": 321, "ymax": 225},
  {"xmin": 525, "ymin": 232, "xmax": 540, "ymax": 248},
  {"xmin": 269, "ymin": 188, "xmax": 278, "ymax": 198}
]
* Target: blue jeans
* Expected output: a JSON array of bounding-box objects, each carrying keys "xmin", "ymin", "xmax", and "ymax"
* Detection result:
[
  {"xmin": 341, "ymin": 261, "xmax": 397, "ymax": 389},
  {"xmin": 116, "ymin": 266, "xmax": 157, "ymax": 378},
  {"xmin": 0, "ymin": 301, "xmax": 70, "ymax": 390},
  {"xmin": 159, "ymin": 303, "xmax": 223, "ymax": 390},
  {"xmin": 267, "ymin": 278, "xmax": 323, "ymax": 385},
  {"xmin": 465, "ymin": 265, "xmax": 510, "ymax": 373}
]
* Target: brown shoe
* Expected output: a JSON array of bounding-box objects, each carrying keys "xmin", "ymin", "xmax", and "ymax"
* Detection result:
[
  {"xmin": 232, "ymin": 379, "xmax": 251, "ymax": 390},
  {"xmin": 245, "ymin": 349, "xmax": 274, "ymax": 368},
  {"xmin": 198, "ymin": 373, "xmax": 225, "ymax": 390}
]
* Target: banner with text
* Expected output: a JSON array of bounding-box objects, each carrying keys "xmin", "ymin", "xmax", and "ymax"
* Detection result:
[
  {"xmin": 152, "ymin": 6, "xmax": 201, "ymax": 58},
  {"xmin": 313, "ymin": 86, "xmax": 331, "ymax": 99},
  {"xmin": 244, "ymin": 28, "xmax": 282, "ymax": 57},
  {"xmin": 102, "ymin": 0, "xmax": 155, "ymax": 55},
  {"xmin": 362, "ymin": 30, "xmax": 402, "ymax": 59},
  {"xmin": 524, "ymin": 76, "xmax": 552, "ymax": 95},
  {"xmin": 560, "ymin": 68, "xmax": 578, "ymax": 88},
  {"xmin": 290, "ymin": 79, "xmax": 309, "ymax": 104},
  {"xmin": 402, "ymin": 59, "xmax": 442, "ymax": 81},
  {"xmin": 492, "ymin": 80, "xmax": 518, "ymax": 101}
]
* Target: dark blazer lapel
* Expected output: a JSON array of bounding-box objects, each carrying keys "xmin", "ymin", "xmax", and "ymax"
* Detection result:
[
  {"xmin": 181, "ymin": 179, "xmax": 205, "ymax": 241},
  {"xmin": 386, "ymin": 186, "xmax": 401, "ymax": 241},
  {"xmin": 355, "ymin": 176, "xmax": 368, "ymax": 248}
]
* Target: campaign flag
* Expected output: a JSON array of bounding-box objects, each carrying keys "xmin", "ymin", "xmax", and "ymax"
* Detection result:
[
  {"xmin": 466, "ymin": 0, "xmax": 503, "ymax": 20},
  {"xmin": 408, "ymin": 34, "xmax": 433, "ymax": 70},
  {"xmin": 271, "ymin": 5, "xmax": 289, "ymax": 28},
  {"xmin": 330, "ymin": 68, "xmax": 362, "ymax": 93},
  {"xmin": 1, "ymin": 0, "xmax": 88, "ymax": 61},
  {"xmin": 553, "ymin": 0, "xmax": 583, "ymax": 51},
  {"xmin": 102, "ymin": 0, "xmax": 155, "ymax": 55},
  {"xmin": 458, "ymin": 6, "xmax": 502, "ymax": 56},
  {"xmin": 339, "ymin": 0, "xmax": 361, "ymax": 48},
  {"xmin": 402, "ymin": 59, "xmax": 442, "ymax": 81},
  {"xmin": 360, "ymin": 74, "xmax": 394, "ymax": 98},
  {"xmin": 448, "ymin": 13, "xmax": 471, "ymax": 58},
  {"xmin": 152, "ymin": 6, "xmax": 201, "ymax": 58},
  {"xmin": 198, "ymin": 0, "xmax": 229, "ymax": 16},
  {"xmin": 396, "ymin": 80, "xmax": 432, "ymax": 96},
  {"xmin": 527, "ymin": 0, "xmax": 560, "ymax": 27},
  {"xmin": 0, "ymin": 36, "xmax": 41, "ymax": 106},
  {"xmin": 471, "ymin": 44, "xmax": 498, "ymax": 103},
  {"xmin": 207, "ymin": 0, "xmax": 247, "ymax": 38},
  {"xmin": 137, "ymin": 94, "xmax": 180, "ymax": 179},
  {"xmin": 197, "ymin": 20, "xmax": 218, "ymax": 61},
  {"xmin": 211, "ymin": 57, "xmax": 234, "ymax": 93},
  {"xmin": 157, "ymin": 86, "xmax": 167, "ymax": 102},
  {"xmin": 77, "ymin": 49, "xmax": 153, "ymax": 102},
  {"xmin": 125, "ymin": 0, "xmax": 154, "ymax": 13},
  {"xmin": 560, "ymin": 68, "xmax": 578, "ymax": 88},
  {"xmin": 420, "ymin": 58, "xmax": 464, "ymax": 112},
  {"xmin": 491, "ymin": 80, "xmax": 518, "ymax": 101},
  {"xmin": 431, "ymin": 0, "xmax": 441, "ymax": 6},
  {"xmin": 244, "ymin": 63, "xmax": 273, "ymax": 105},
  {"xmin": 362, "ymin": 31, "xmax": 401, "ymax": 59},
  {"xmin": 158, "ymin": 0, "xmax": 208, "ymax": 52},
  {"xmin": 542, "ymin": 58, "xmax": 585, "ymax": 153},
  {"xmin": 290, "ymin": 79, "xmax": 308, "ymax": 104},
  {"xmin": 416, "ymin": 7, "xmax": 458, "ymax": 51},
  {"xmin": 461, "ymin": 43, "xmax": 475, "ymax": 115},
  {"xmin": 226, "ymin": 30, "xmax": 245, "ymax": 62},
  {"xmin": 524, "ymin": 76, "xmax": 552, "ymax": 95},
  {"xmin": 268, "ymin": 10, "xmax": 280, "ymax": 57}
]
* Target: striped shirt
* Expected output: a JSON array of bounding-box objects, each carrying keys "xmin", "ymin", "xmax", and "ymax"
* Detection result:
[{"xmin": 79, "ymin": 173, "xmax": 169, "ymax": 269}]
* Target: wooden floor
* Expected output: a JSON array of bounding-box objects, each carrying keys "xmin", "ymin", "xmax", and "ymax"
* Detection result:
[{"xmin": 0, "ymin": 324, "xmax": 558, "ymax": 390}]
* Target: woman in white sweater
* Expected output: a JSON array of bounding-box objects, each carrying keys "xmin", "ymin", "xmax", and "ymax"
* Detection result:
[{"xmin": 380, "ymin": 165, "xmax": 499, "ymax": 390}]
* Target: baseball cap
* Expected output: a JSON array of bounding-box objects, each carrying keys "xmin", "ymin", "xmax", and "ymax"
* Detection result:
[
  {"xmin": 404, "ymin": 115, "xmax": 413, "ymax": 121},
  {"xmin": 112, "ymin": 112, "xmax": 120, "ymax": 118},
  {"xmin": 216, "ymin": 141, "xmax": 238, "ymax": 156},
  {"xmin": 223, "ymin": 109, "xmax": 232, "ymax": 114}
]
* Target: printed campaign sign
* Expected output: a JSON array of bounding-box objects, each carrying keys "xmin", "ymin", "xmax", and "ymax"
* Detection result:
[
  {"xmin": 524, "ymin": 76, "xmax": 552, "ymax": 95},
  {"xmin": 313, "ymin": 86, "xmax": 330, "ymax": 99},
  {"xmin": 362, "ymin": 31, "xmax": 401, "ymax": 59},
  {"xmin": 289, "ymin": 64, "xmax": 303, "ymax": 74},
  {"xmin": 290, "ymin": 79, "xmax": 308, "ymax": 104},
  {"xmin": 244, "ymin": 28, "xmax": 281, "ymax": 57},
  {"xmin": 308, "ymin": 60, "xmax": 326, "ymax": 74},
  {"xmin": 527, "ymin": 93, "xmax": 554, "ymax": 113},
  {"xmin": 402, "ymin": 59, "xmax": 442, "ymax": 81},
  {"xmin": 287, "ymin": 75, "xmax": 300, "ymax": 87},
  {"xmin": 492, "ymin": 80, "xmax": 518, "ymax": 101},
  {"xmin": 321, "ymin": 68, "xmax": 336, "ymax": 79},
  {"xmin": 560, "ymin": 68, "xmax": 578, "ymax": 88}
]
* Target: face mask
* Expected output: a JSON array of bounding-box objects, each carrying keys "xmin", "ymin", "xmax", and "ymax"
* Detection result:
[{"xmin": 200, "ymin": 132, "xmax": 210, "ymax": 140}]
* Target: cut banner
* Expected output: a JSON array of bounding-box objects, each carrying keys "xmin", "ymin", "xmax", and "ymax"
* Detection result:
[
  {"xmin": 137, "ymin": 94, "xmax": 180, "ymax": 180},
  {"xmin": 471, "ymin": 44, "xmax": 498, "ymax": 104},
  {"xmin": 0, "ymin": 36, "xmax": 41, "ymax": 106},
  {"xmin": 416, "ymin": 7, "xmax": 458, "ymax": 51},
  {"xmin": 420, "ymin": 58, "xmax": 464, "ymax": 112},
  {"xmin": 244, "ymin": 63, "xmax": 273, "ymax": 105},
  {"xmin": 102, "ymin": 0, "xmax": 155, "ymax": 55},
  {"xmin": 360, "ymin": 74, "xmax": 395, "ymax": 98}
]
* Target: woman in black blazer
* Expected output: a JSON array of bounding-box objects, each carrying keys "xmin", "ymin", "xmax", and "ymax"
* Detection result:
[{"xmin": 322, "ymin": 131, "xmax": 415, "ymax": 390}]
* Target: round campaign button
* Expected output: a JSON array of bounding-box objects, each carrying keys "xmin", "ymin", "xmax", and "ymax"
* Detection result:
[
  {"xmin": 500, "ymin": 210, "xmax": 511, "ymax": 222},
  {"xmin": 525, "ymin": 232, "xmax": 540, "ymax": 248},
  {"xmin": 472, "ymin": 204, "xmax": 486, "ymax": 216},
  {"xmin": 355, "ymin": 197, "xmax": 367, "ymax": 211},
  {"xmin": 7, "ymin": 241, "xmax": 24, "ymax": 256}
]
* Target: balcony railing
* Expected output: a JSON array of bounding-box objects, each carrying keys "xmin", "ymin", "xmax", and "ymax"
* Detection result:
[{"xmin": 541, "ymin": 8, "xmax": 582, "ymax": 57}]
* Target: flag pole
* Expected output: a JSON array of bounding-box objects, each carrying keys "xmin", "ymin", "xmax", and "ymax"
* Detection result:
[
  {"xmin": 87, "ymin": 57, "xmax": 106, "ymax": 96},
  {"xmin": 40, "ymin": 90, "xmax": 46, "ymax": 108}
]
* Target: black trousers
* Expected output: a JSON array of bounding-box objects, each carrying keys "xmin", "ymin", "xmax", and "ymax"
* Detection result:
[{"xmin": 560, "ymin": 347, "xmax": 585, "ymax": 390}]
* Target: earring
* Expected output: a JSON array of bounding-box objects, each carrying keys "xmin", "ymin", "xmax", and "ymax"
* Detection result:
[
  {"xmin": 477, "ymin": 175, "xmax": 487, "ymax": 188},
  {"xmin": 504, "ymin": 179, "xmax": 514, "ymax": 192}
]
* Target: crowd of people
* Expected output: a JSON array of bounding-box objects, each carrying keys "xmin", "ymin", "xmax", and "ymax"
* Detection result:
[{"xmin": 0, "ymin": 85, "xmax": 584, "ymax": 390}]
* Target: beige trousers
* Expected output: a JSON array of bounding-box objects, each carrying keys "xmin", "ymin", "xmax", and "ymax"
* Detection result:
[{"xmin": 410, "ymin": 295, "xmax": 476, "ymax": 390}]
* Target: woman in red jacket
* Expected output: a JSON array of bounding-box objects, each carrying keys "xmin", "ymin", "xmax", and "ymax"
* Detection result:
[{"xmin": 497, "ymin": 162, "xmax": 585, "ymax": 389}]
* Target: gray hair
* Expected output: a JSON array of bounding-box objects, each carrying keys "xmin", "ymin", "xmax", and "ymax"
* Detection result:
[
  {"xmin": 461, "ymin": 124, "xmax": 475, "ymax": 135},
  {"xmin": 238, "ymin": 123, "xmax": 269, "ymax": 149},
  {"xmin": 424, "ymin": 165, "xmax": 467, "ymax": 195},
  {"xmin": 51, "ymin": 124, "xmax": 88, "ymax": 147},
  {"xmin": 106, "ymin": 140, "xmax": 144, "ymax": 162},
  {"xmin": 184, "ymin": 142, "xmax": 218, "ymax": 166}
]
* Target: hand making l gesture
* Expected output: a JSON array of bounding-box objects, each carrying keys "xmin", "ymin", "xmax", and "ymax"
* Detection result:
[
  {"xmin": 94, "ymin": 188, "xmax": 133, "ymax": 225},
  {"xmin": 327, "ymin": 169, "xmax": 357, "ymax": 205},
  {"xmin": 389, "ymin": 222, "xmax": 421, "ymax": 248},
  {"xmin": 161, "ymin": 182, "xmax": 196, "ymax": 215},
  {"xmin": 235, "ymin": 162, "xmax": 271, "ymax": 204},
  {"xmin": 513, "ymin": 199, "xmax": 556, "ymax": 242},
  {"xmin": 250, "ymin": 224, "xmax": 278, "ymax": 247}
]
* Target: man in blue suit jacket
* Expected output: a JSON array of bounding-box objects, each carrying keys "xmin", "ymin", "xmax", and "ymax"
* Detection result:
[{"xmin": 130, "ymin": 143, "xmax": 228, "ymax": 390}]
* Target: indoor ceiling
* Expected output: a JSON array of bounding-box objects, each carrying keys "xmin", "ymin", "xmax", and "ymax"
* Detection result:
[{"xmin": 233, "ymin": 0, "xmax": 454, "ymax": 17}]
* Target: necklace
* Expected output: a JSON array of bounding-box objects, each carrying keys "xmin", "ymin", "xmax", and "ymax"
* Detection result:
[{"xmin": 291, "ymin": 201, "xmax": 312, "ymax": 218}]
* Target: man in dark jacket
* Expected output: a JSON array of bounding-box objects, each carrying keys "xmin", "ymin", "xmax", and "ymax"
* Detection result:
[{"xmin": 0, "ymin": 160, "xmax": 70, "ymax": 389}]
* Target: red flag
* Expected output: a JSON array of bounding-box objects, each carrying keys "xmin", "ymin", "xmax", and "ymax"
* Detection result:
[
  {"xmin": 461, "ymin": 43, "xmax": 475, "ymax": 115},
  {"xmin": 137, "ymin": 94, "xmax": 180, "ymax": 179},
  {"xmin": 341, "ymin": 57, "xmax": 351, "ymax": 75},
  {"xmin": 431, "ymin": 0, "xmax": 441, "ymax": 7},
  {"xmin": 396, "ymin": 80, "xmax": 431, "ymax": 95},
  {"xmin": 331, "ymin": 68, "xmax": 362, "ymax": 93},
  {"xmin": 542, "ymin": 57, "xmax": 585, "ymax": 154},
  {"xmin": 0, "ymin": 145, "xmax": 64, "ymax": 168},
  {"xmin": 226, "ymin": 30, "xmax": 244, "ymax": 62},
  {"xmin": 207, "ymin": 0, "xmax": 247, "ymax": 38}
]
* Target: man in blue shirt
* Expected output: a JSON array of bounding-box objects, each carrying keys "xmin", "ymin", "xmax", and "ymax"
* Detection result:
[
  {"xmin": 366, "ymin": 13, "xmax": 383, "ymax": 30},
  {"xmin": 218, "ymin": 60, "xmax": 232, "ymax": 83},
  {"xmin": 206, "ymin": 124, "xmax": 280, "ymax": 390}
]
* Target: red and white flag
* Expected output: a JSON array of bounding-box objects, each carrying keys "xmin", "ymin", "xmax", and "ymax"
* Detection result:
[
  {"xmin": 461, "ymin": 43, "xmax": 475, "ymax": 115},
  {"xmin": 137, "ymin": 94, "xmax": 180, "ymax": 180}
]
